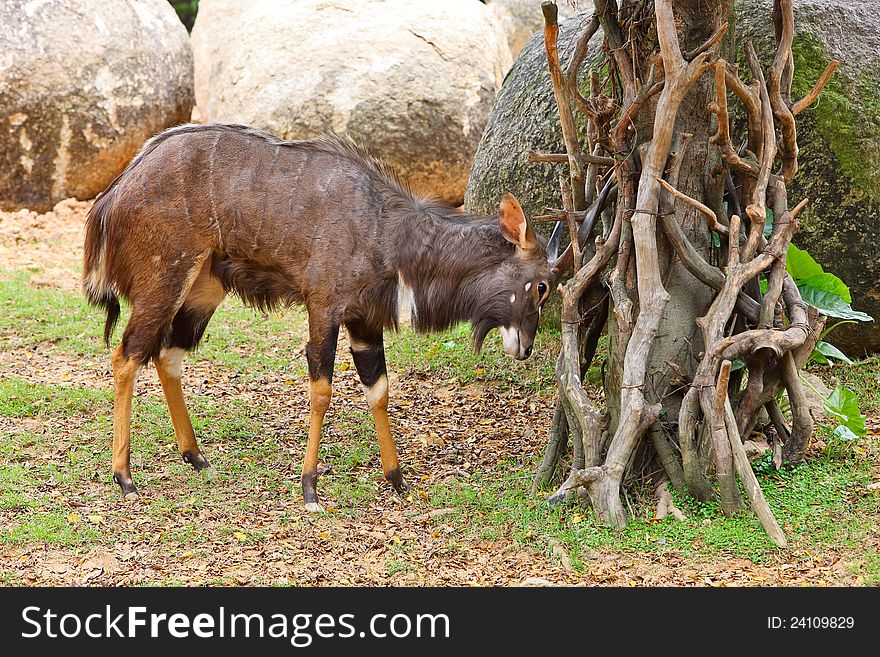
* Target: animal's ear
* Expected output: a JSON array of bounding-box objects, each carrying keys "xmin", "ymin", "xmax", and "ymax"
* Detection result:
[{"xmin": 499, "ymin": 193, "xmax": 539, "ymax": 253}]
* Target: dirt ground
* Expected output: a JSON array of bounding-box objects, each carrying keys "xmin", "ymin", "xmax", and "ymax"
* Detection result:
[{"xmin": 0, "ymin": 200, "xmax": 876, "ymax": 586}]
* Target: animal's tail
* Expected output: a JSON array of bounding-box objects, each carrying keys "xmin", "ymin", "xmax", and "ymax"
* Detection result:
[{"xmin": 82, "ymin": 187, "xmax": 121, "ymax": 347}]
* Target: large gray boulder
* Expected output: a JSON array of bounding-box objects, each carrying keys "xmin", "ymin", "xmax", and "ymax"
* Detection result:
[
  {"xmin": 464, "ymin": 11, "xmax": 599, "ymax": 219},
  {"xmin": 192, "ymin": 0, "xmax": 512, "ymax": 206},
  {"xmin": 484, "ymin": 0, "xmax": 582, "ymax": 56},
  {"xmin": 0, "ymin": 0, "xmax": 194, "ymax": 212},
  {"xmin": 738, "ymin": 0, "xmax": 879, "ymax": 353}
]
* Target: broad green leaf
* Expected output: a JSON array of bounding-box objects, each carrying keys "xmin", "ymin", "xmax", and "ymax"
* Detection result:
[
  {"xmin": 809, "ymin": 349, "xmax": 829, "ymax": 365},
  {"xmin": 759, "ymin": 276, "xmax": 768, "ymax": 295},
  {"xmin": 730, "ymin": 358, "xmax": 746, "ymax": 371},
  {"xmin": 833, "ymin": 425, "xmax": 859, "ymax": 441},
  {"xmin": 786, "ymin": 243, "xmax": 824, "ymax": 280},
  {"xmin": 797, "ymin": 272, "xmax": 851, "ymax": 303},
  {"xmin": 797, "ymin": 285, "xmax": 874, "ymax": 322},
  {"xmin": 812, "ymin": 341, "xmax": 853, "ymax": 365},
  {"xmin": 823, "ymin": 384, "xmax": 867, "ymax": 438}
]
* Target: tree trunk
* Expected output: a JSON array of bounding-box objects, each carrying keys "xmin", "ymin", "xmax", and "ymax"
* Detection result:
[{"xmin": 535, "ymin": 0, "xmax": 834, "ymax": 548}]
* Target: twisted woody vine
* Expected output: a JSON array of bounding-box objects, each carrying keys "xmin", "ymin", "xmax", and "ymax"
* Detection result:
[{"xmin": 531, "ymin": 0, "xmax": 871, "ymax": 546}]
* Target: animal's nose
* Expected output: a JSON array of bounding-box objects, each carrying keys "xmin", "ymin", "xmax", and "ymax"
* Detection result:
[{"xmin": 524, "ymin": 345, "xmax": 533, "ymax": 358}]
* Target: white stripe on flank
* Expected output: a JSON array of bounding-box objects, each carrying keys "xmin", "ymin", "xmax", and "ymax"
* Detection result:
[{"xmin": 397, "ymin": 273, "xmax": 417, "ymax": 324}]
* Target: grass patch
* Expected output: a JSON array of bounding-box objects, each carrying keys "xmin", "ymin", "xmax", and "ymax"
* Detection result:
[
  {"xmin": 0, "ymin": 376, "xmax": 110, "ymax": 418},
  {"xmin": 0, "ymin": 272, "xmax": 103, "ymax": 356},
  {"xmin": 385, "ymin": 321, "xmax": 559, "ymax": 395},
  {"xmin": 427, "ymin": 448, "xmax": 880, "ymax": 568},
  {"xmin": 0, "ymin": 270, "xmax": 309, "ymax": 380}
]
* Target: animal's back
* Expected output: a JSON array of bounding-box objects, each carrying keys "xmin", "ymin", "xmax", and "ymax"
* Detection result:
[{"xmin": 84, "ymin": 124, "xmax": 408, "ymax": 327}]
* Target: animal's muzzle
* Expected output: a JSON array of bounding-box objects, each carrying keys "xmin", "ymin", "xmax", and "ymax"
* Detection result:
[{"xmin": 500, "ymin": 326, "xmax": 534, "ymax": 360}]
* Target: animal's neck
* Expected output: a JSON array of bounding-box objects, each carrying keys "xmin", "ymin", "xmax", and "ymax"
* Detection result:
[{"xmin": 392, "ymin": 204, "xmax": 509, "ymax": 333}]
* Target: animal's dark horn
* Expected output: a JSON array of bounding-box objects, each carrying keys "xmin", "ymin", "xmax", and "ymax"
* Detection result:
[
  {"xmin": 550, "ymin": 177, "xmax": 618, "ymax": 279},
  {"xmin": 547, "ymin": 220, "xmax": 564, "ymax": 263}
]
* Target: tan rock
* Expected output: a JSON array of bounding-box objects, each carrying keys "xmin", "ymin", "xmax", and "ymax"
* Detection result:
[
  {"xmin": 0, "ymin": 0, "xmax": 194, "ymax": 211},
  {"xmin": 485, "ymin": 0, "xmax": 582, "ymax": 56},
  {"xmin": 192, "ymin": 0, "xmax": 512, "ymax": 205}
]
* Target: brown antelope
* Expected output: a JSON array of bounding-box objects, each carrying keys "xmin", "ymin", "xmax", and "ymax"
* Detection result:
[{"xmin": 83, "ymin": 123, "xmax": 553, "ymax": 511}]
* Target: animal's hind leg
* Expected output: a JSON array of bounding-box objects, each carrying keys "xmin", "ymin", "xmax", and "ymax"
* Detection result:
[
  {"xmin": 154, "ymin": 265, "xmax": 225, "ymax": 472},
  {"xmin": 301, "ymin": 313, "xmax": 339, "ymax": 513},
  {"xmin": 108, "ymin": 253, "xmax": 210, "ymax": 499},
  {"xmin": 346, "ymin": 320, "xmax": 408, "ymax": 494},
  {"xmin": 111, "ymin": 345, "xmax": 141, "ymax": 500},
  {"xmin": 154, "ymin": 347, "xmax": 210, "ymax": 471}
]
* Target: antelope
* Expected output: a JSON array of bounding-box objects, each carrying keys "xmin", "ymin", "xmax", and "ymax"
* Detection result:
[{"xmin": 83, "ymin": 123, "xmax": 554, "ymax": 511}]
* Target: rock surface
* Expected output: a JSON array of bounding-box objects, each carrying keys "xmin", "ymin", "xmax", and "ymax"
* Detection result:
[
  {"xmin": 738, "ymin": 0, "xmax": 879, "ymax": 353},
  {"xmin": 192, "ymin": 0, "xmax": 512, "ymax": 206},
  {"xmin": 0, "ymin": 0, "xmax": 194, "ymax": 212},
  {"xmin": 466, "ymin": 1, "xmax": 879, "ymax": 351},
  {"xmin": 484, "ymin": 0, "xmax": 581, "ymax": 56},
  {"xmin": 464, "ymin": 11, "xmax": 599, "ymax": 219}
]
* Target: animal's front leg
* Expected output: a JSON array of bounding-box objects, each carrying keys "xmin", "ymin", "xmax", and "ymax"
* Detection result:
[
  {"xmin": 301, "ymin": 319, "xmax": 339, "ymax": 513},
  {"xmin": 346, "ymin": 321, "xmax": 408, "ymax": 494}
]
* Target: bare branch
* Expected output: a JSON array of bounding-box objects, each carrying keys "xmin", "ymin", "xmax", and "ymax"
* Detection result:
[
  {"xmin": 791, "ymin": 60, "xmax": 839, "ymax": 115},
  {"xmin": 657, "ymin": 177, "xmax": 727, "ymax": 234},
  {"xmin": 543, "ymin": 1, "xmax": 586, "ymax": 210}
]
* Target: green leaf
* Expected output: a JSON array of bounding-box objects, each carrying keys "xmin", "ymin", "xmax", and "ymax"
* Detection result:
[
  {"xmin": 797, "ymin": 285, "xmax": 874, "ymax": 322},
  {"xmin": 759, "ymin": 276, "xmax": 768, "ymax": 295},
  {"xmin": 809, "ymin": 350, "xmax": 829, "ymax": 365},
  {"xmin": 786, "ymin": 243, "xmax": 824, "ymax": 280},
  {"xmin": 763, "ymin": 208, "xmax": 774, "ymax": 237},
  {"xmin": 823, "ymin": 384, "xmax": 867, "ymax": 438},
  {"xmin": 832, "ymin": 425, "xmax": 859, "ymax": 441},
  {"xmin": 729, "ymin": 358, "xmax": 746, "ymax": 371},
  {"xmin": 812, "ymin": 341, "xmax": 853, "ymax": 365},
  {"xmin": 709, "ymin": 231, "xmax": 720, "ymax": 248},
  {"xmin": 797, "ymin": 273, "xmax": 851, "ymax": 303}
]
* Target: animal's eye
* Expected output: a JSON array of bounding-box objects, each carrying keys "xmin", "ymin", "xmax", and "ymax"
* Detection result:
[{"xmin": 537, "ymin": 282, "xmax": 547, "ymax": 296}]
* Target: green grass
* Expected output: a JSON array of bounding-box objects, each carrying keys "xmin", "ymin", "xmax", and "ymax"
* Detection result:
[
  {"xmin": 385, "ymin": 320, "xmax": 560, "ymax": 394},
  {"xmin": 807, "ymin": 355, "xmax": 880, "ymax": 415},
  {"xmin": 0, "ymin": 270, "xmax": 309, "ymax": 380},
  {"xmin": 426, "ymin": 450, "xmax": 880, "ymax": 568},
  {"xmin": 1, "ymin": 267, "xmax": 879, "ymax": 583},
  {"xmin": 0, "ymin": 272, "xmax": 102, "ymax": 356},
  {"xmin": 0, "ymin": 376, "xmax": 110, "ymax": 417}
]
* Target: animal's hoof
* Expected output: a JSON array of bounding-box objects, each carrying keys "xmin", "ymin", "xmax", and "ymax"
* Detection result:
[
  {"xmin": 113, "ymin": 472, "xmax": 138, "ymax": 499},
  {"xmin": 304, "ymin": 502, "xmax": 326, "ymax": 513},
  {"xmin": 182, "ymin": 450, "xmax": 211, "ymax": 472},
  {"xmin": 386, "ymin": 467, "xmax": 409, "ymax": 494}
]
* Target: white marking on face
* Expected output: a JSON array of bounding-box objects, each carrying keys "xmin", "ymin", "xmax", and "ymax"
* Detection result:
[
  {"xmin": 363, "ymin": 374, "xmax": 389, "ymax": 409},
  {"xmin": 525, "ymin": 282, "xmax": 532, "ymax": 292},
  {"xmin": 500, "ymin": 326, "xmax": 520, "ymax": 357},
  {"xmin": 510, "ymin": 293, "xmax": 516, "ymax": 303},
  {"xmin": 159, "ymin": 347, "xmax": 186, "ymax": 379}
]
